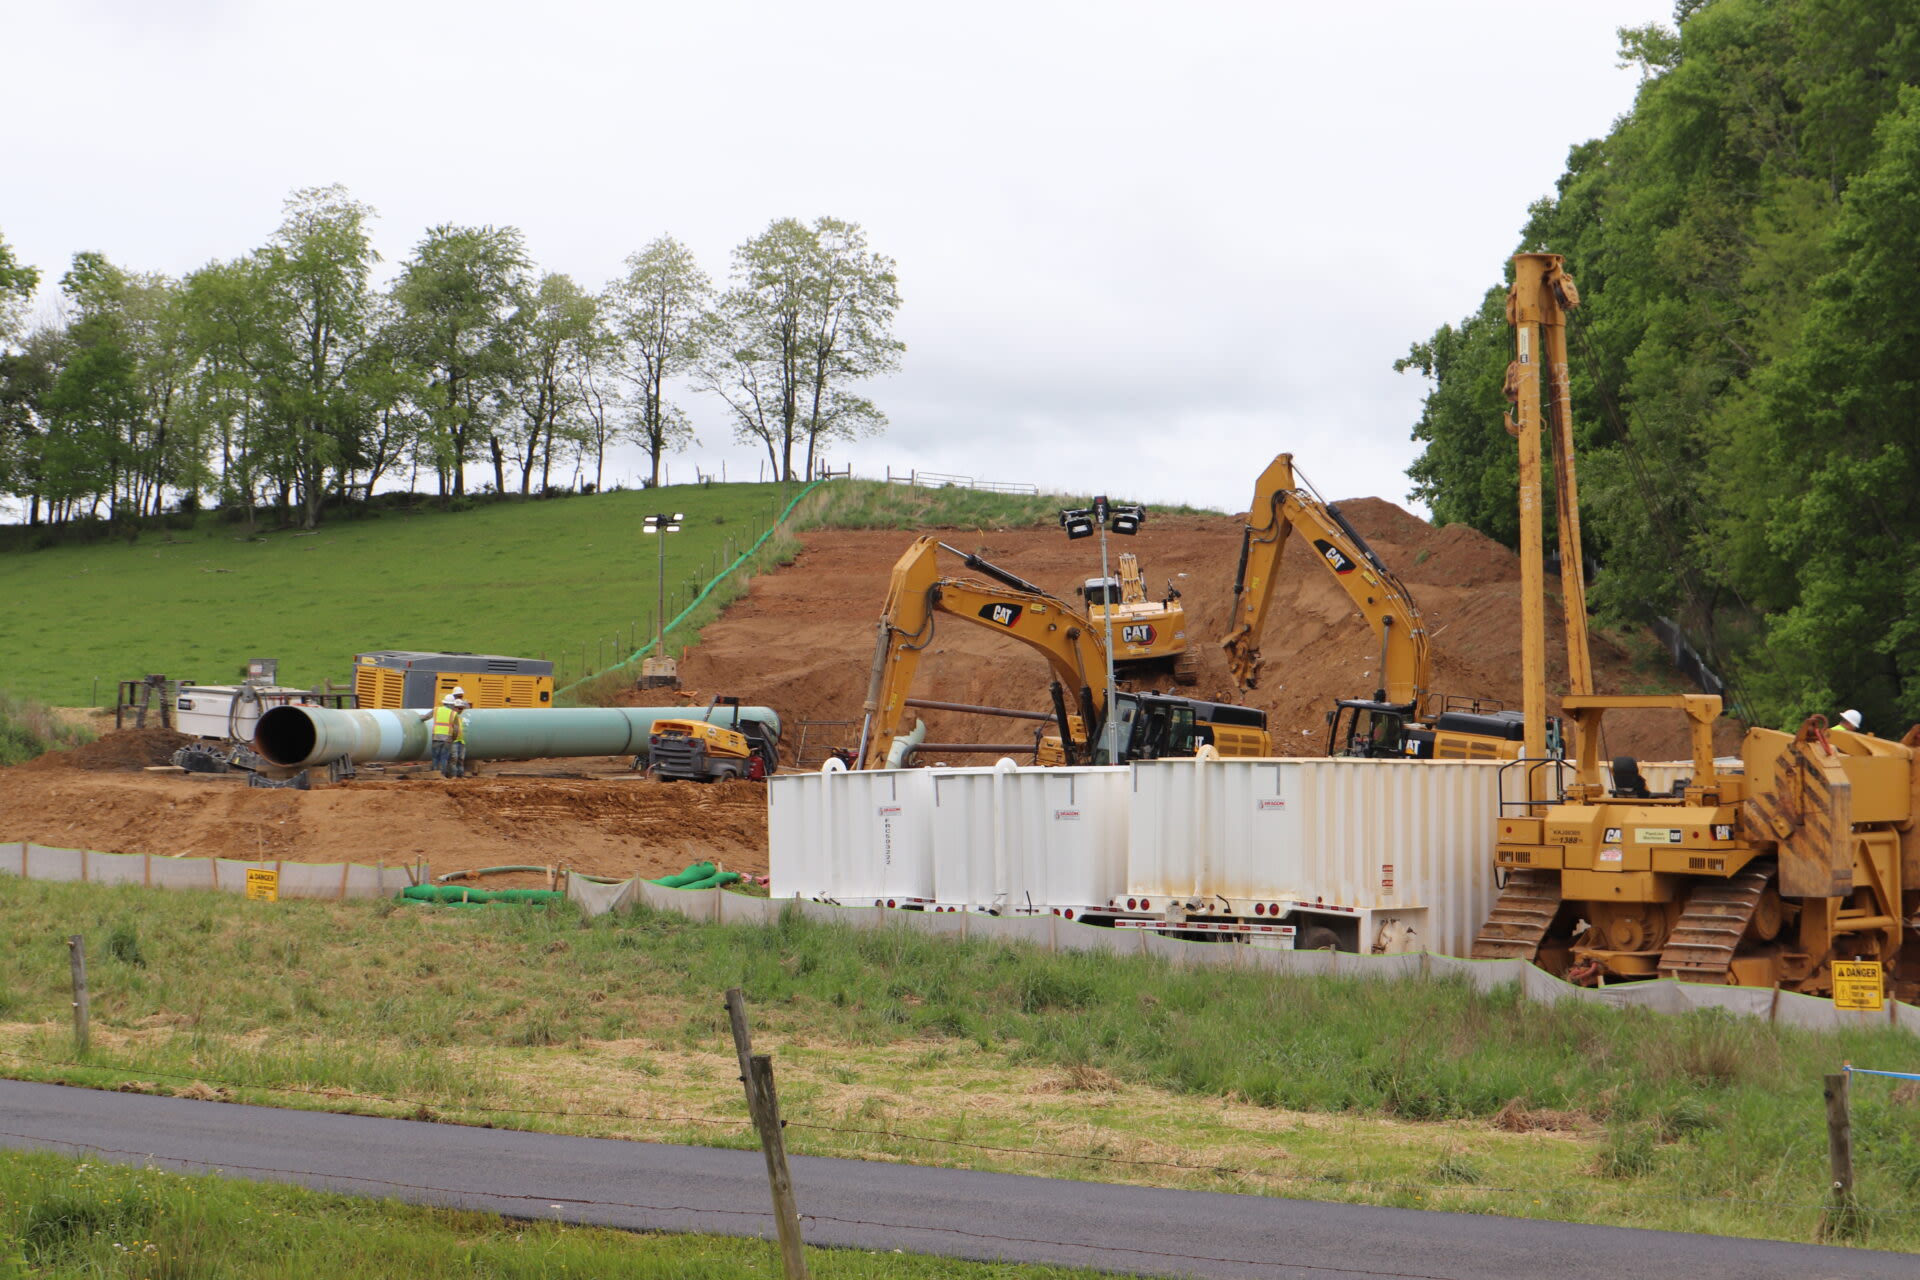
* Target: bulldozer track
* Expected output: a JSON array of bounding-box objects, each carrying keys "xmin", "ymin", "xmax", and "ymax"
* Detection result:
[
  {"xmin": 1470, "ymin": 868, "xmax": 1561, "ymax": 960},
  {"xmin": 1657, "ymin": 860, "xmax": 1773, "ymax": 984}
]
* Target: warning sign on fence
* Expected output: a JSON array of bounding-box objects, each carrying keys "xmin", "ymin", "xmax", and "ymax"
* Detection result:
[
  {"xmin": 245, "ymin": 868, "xmax": 279, "ymax": 902},
  {"xmin": 1832, "ymin": 961, "xmax": 1883, "ymax": 1012}
]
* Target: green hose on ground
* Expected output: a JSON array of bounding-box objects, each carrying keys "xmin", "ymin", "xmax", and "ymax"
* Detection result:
[
  {"xmin": 677, "ymin": 870, "xmax": 743, "ymax": 891},
  {"xmin": 650, "ymin": 861, "xmax": 717, "ymax": 887},
  {"xmin": 399, "ymin": 885, "xmax": 569, "ymax": 905}
]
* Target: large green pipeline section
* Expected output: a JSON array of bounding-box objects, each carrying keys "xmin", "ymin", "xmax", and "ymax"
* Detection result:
[{"xmin": 251, "ymin": 704, "xmax": 781, "ymax": 768}]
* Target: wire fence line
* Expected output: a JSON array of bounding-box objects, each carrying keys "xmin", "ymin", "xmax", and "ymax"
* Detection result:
[{"xmin": 1, "ymin": 1043, "xmax": 1912, "ymax": 1220}]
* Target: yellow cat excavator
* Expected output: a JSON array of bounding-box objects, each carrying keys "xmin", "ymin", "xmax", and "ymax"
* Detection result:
[
  {"xmin": 1470, "ymin": 252, "xmax": 1918, "ymax": 997},
  {"xmin": 1219, "ymin": 452, "xmax": 1523, "ymax": 761},
  {"xmin": 1078, "ymin": 551, "xmax": 1198, "ymax": 685},
  {"xmin": 857, "ymin": 536, "xmax": 1270, "ymax": 768}
]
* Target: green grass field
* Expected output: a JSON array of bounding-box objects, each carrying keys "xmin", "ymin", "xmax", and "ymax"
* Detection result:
[
  {"xmin": 2, "ymin": 879, "xmax": 1915, "ymax": 1252},
  {"xmin": 0, "ymin": 480, "xmax": 1100, "ymax": 708}
]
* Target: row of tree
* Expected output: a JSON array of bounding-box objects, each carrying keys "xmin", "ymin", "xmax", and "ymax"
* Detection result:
[
  {"xmin": 1400, "ymin": 0, "xmax": 1920, "ymax": 731},
  {"xmin": 0, "ymin": 189, "xmax": 903, "ymax": 530}
]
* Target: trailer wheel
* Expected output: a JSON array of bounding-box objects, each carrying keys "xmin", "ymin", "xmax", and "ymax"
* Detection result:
[{"xmin": 1297, "ymin": 925, "xmax": 1341, "ymax": 952}]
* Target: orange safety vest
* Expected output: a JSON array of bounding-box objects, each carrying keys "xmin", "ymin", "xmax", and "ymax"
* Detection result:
[{"xmin": 432, "ymin": 703, "xmax": 457, "ymax": 741}]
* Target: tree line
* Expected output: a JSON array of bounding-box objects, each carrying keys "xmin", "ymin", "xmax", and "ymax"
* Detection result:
[
  {"xmin": 1399, "ymin": 0, "xmax": 1920, "ymax": 731},
  {"xmin": 0, "ymin": 189, "xmax": 902, "ymax": 531}
]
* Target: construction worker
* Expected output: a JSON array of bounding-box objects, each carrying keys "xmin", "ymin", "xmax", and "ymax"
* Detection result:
[
  {"xmin": 1840, "ymin": 709, "xmax": 1864, "ymax": 732},
  {"xmin": 449, "ymin": 695, "xmax": 472, "ymax": 778},
  {"xmin": 429, "ymin": 687, "xmax": 466, "ymax": 776}
]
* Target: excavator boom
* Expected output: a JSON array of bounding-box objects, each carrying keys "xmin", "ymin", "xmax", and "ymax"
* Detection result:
[
  {"xmin": 859, "ymin": 536, "xmax": 1103, "ymax": 768},
  {"xmin": 1221, "ymin": 453, "xmax": 1431, "ymax": 710}
]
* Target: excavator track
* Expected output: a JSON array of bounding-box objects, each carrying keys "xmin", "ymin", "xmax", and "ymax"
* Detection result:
[
  {"xmin": 1470, "ymin": 869, "xmax": 1562, "ymax": 961},
  {"xmin": 1657, "ymin": 861, "xmax": 1773, "ymax": 984}
]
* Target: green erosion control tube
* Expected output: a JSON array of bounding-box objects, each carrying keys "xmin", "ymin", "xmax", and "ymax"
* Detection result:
[
  {"xmin": 399, "ymin": 885, "xmax": 569, "ymax": 905},
  {"xmin": 651, "ymin": 862, "xmax": 717, "ymax": 887},
  {"xmin": 252, "ymin": 705, "xmax": 780, "ymax": 769}
]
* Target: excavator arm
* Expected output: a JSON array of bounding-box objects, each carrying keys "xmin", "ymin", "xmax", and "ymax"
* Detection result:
[
  {"xmin": 858, "ymin": 536, "xmax": 1107, "ymax": 768},
  {"xmin": 1220, "ymin": 453, "xmax": 1432, "ymax": 711}
]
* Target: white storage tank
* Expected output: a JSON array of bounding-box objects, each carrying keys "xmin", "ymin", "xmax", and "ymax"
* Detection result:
[
  {"xmin": 768, "ymin": 765, "xmax": 935, "ymax": 906},
  {"xmin": 930, "ymin": 763, "xmax": 1129, "ymax": 915},
  {"xmin": 1127, "ymin": 754, "xmax": 1503, "ymax": 957}
]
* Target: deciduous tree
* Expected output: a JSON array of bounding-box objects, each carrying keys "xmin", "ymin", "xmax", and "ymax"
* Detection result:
[
  {"xmin": 699, "ymin": 217, "xmax": 902, "ymax": 481},
  {"xmin": 605, "ymin": 235, "xmax": 707, "ymax": 488}
]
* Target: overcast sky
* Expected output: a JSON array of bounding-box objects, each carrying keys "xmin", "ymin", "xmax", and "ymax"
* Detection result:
[{"xmin": 2, "ymin": 0, "xmax": 1671, "ymax": 516}]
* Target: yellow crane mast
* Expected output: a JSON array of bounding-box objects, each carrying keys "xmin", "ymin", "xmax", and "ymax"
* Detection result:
[{"xmin": 1473, "ymin": 252, "xmax": 1916, "ymax": 996}]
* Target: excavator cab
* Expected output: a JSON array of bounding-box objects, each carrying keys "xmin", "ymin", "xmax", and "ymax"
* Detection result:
[
  {"xmin": 1326, "ymin": 699, "xmax": 1418, "ymax": 758},
  {"xmin": 1102, "ymin": 693, "xmax": 1201, "ymax": 763}
]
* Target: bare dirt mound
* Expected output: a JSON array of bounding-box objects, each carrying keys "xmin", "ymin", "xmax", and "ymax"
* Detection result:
[
  {"xmin": 0, "ymin": 763, "xmax": 766, "ymax": 882},
  {"xmin": 16, "ymin": 727, "xmax": 192, "ymax": 772},
  {"xmin": 622, "ymin": 501, "xmax": 1728, "ymax": 763}
]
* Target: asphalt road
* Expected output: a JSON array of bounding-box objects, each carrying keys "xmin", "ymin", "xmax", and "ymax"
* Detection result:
[{"xmin": 0, "ymin": 1078, "xmax": 1906, "ymax": 1279}]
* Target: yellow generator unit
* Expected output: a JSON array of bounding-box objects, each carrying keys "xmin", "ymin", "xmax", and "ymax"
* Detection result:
[
  {"xmin": 644, "ymin": 699, "xmax": 780, "ymax": 782},
  {"xmin": 352, "ymin": 650, "xmax": 554, "ymax": 710}
]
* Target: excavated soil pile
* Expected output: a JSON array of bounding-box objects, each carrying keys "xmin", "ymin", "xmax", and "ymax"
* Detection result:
[
  {"xmin": 16, "ymin": 727, "xmax": 193, "ymax": 772},
  {"xmin": 623, "ymin": 500, "xmax": 1728, "ymax": 763},
  {"xmin": 0, "ymin": 759, "xmax": 766, "ymax": 882}
]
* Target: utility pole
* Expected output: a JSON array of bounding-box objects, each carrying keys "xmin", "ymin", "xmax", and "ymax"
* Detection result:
[
  {"xmin": 1060, "ymin": 497, "xmax": 1144, "ymax": 763},
  {"xmin": 641, "ymin": 512, "xmax": 684, "ymax": 689}
]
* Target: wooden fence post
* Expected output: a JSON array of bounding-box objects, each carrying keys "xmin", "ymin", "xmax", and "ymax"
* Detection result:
[
  {"xmin": 725, "ymin": 988, "xmax": 810, "ymax": 1279},
  {"xmin": 1821, "ymin": 1071, "xmax": 1858, "ymax": 1240},
  {"xmin": 67, "ymin": 935, "xmax": 90, "ymax": 1055}
]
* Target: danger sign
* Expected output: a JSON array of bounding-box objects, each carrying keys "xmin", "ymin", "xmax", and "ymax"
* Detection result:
[
  {"xmin": 1832, "ymin": 961, "xmax": 1884, "ymax": 1012},
  {"xmin": 245, "ymin": 868, "xmax": 279, "ymax": 902}
]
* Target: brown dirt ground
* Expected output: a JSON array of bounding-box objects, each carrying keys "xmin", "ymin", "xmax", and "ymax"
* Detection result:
[
  {"xmin": 2, "ymin": 498, "xmax": 1729, "ymax": 878},
  {"xmin": 0, "ymin": 748, "xmax": 767, "ymax": 882},
  {"xmin": 621, "ymin": 500, "xmax": 1737, "ymax": 763}
]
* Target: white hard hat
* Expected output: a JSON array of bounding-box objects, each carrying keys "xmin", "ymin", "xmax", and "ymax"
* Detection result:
[
  {"xmin": 443, "ymin": 693, "xmax": 460, "ymax": 705},
  {"xmin": 451, "ymin": 686, "xmax": 467, "ymax": 698},
  {"xmin": 1840, "ymin": 709, "xmax": 1863, "ymax": 730}
]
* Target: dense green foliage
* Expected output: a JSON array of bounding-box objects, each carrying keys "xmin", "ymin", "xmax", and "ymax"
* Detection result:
[
  {"xmin": 0, "ymin": 197, "xmax": 900, "ymax": 535},
  {"xmin": 0, "ymin": 1148, "xmax": 1105, "ymax": 1279},
  {"xmin": 1403, "ymin": 0, "xmax": 1920, "ymax": 728}
]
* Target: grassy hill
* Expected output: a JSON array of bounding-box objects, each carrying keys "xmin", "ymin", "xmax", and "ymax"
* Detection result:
[{"xmin": 0, "ymin": 480, "xmax": 1080, "ymax": 707}]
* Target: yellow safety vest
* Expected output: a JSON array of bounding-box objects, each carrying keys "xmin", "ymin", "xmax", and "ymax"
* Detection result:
[
  {"xmin": 453, "ymin": 708, "xmax": 467, "ymax": 744},
  {"xmin": 432, "ymin": 704, "xmax": 456, "ymax": 740}
]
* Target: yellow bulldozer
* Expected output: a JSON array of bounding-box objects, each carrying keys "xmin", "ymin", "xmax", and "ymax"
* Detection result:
[
  {"xmin": 1475, "ymin": 695, "xmax": 1917, "ymax": 993},
  {"xmin": 1470, "ymin": 251, "xmax": 1920, "ymax": 1001}
]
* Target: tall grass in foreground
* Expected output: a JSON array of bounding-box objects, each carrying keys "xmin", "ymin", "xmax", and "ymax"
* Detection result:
[
  {"xmin": 0, "ymin": 689, "xmax": 95, "ymax": 766},
  {"xmin": 0, "ymin": 1148, "xmax": 1105, "ymax": 1279},
  {"xmin": 3, "ymin": 879, "xmax": 1917, "ymax": 1248}
]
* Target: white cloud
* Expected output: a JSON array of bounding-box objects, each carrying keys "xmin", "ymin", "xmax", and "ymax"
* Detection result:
[{"xmin": 1, "ymin": 0, "xmax": 1667, "ymax": 517}]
